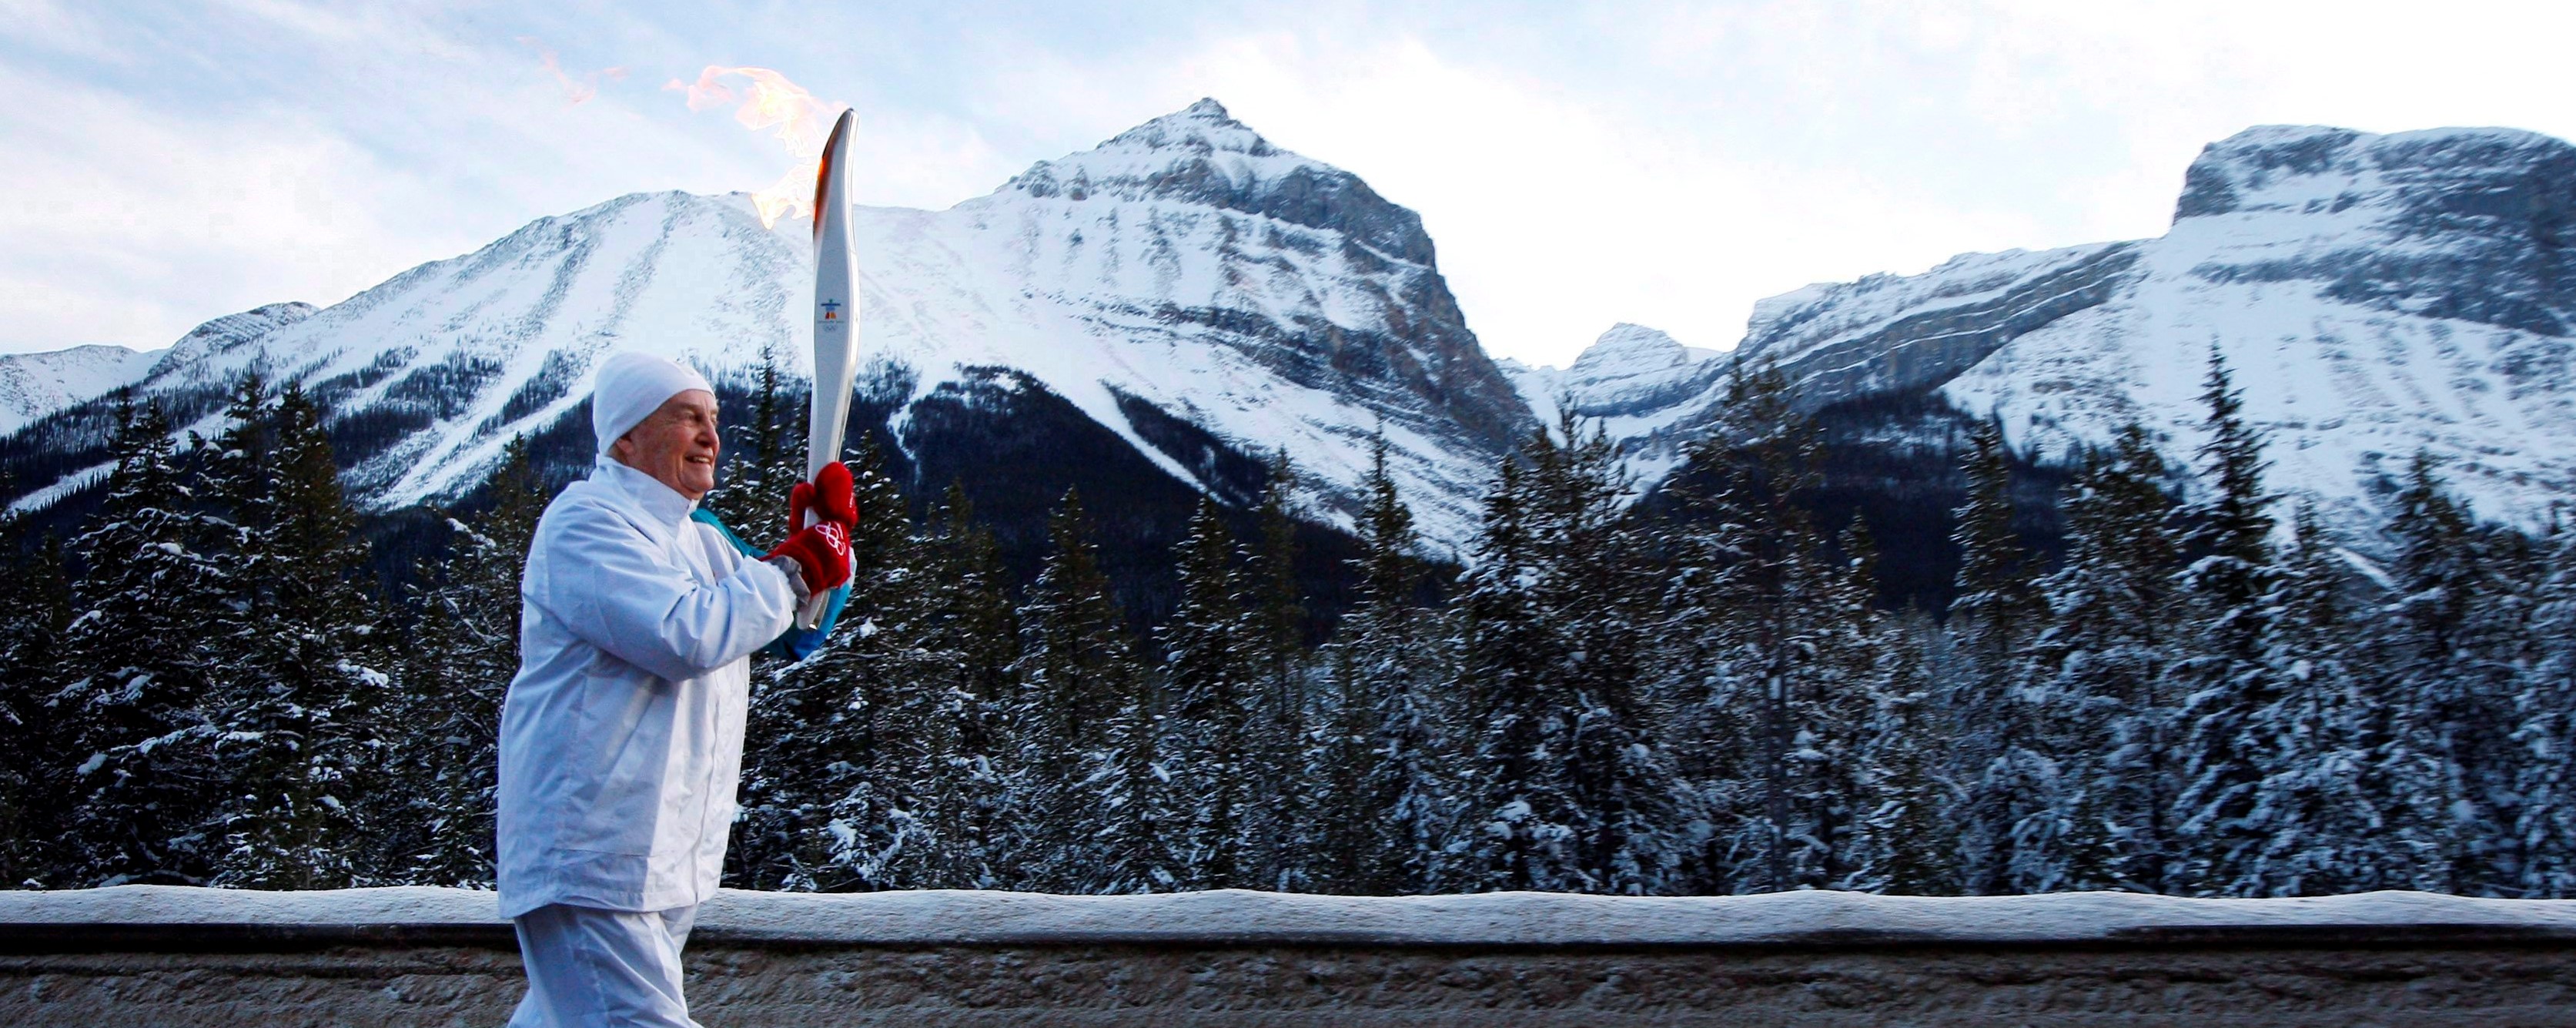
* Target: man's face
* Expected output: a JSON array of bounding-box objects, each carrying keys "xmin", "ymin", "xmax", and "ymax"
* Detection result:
[{"xmin": 613, "ymin": 389, "xmax": 721, "ymax": 501}]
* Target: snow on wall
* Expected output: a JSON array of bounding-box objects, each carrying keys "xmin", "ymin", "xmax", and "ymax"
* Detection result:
[{"xmin": 6, "ymin": 886, "xmax": 2572, "ymax": 946}]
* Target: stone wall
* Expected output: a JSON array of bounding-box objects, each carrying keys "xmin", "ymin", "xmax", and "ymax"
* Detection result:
[
  {"xmin": 10, "ymin": 936, "xmax": 2576, "ymax": 1026},
  {"xmin": 5, "ymin": 887, "xmax": 2574, "ymax": 1026}
]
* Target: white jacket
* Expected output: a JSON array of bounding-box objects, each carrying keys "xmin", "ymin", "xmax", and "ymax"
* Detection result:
[{"xmin": 496, "ymin": 459, "xmax": 799, "ymax": 919}]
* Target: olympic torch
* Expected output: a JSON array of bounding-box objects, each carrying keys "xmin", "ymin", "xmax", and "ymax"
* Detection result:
[{"xmin": 798, "ymin": 107, "xmax": 858, "ymax": 629}]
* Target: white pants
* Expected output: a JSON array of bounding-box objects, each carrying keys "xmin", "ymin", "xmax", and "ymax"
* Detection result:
[{"xmin": 507, "ymin": 903, "xmax": 701, "ymax": 1028}]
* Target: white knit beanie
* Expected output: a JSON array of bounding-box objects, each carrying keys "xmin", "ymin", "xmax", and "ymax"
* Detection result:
[{"xmin": 591, "ymin": 352, "xmax": 714, "ymax": 455}]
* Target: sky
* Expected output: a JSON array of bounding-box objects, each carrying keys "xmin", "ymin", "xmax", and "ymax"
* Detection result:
[{"xmin": 4, "ymin": 1, "xmax": 2572, "ymax": 367}]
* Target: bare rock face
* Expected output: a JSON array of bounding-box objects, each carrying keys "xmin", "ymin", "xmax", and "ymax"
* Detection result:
[
  {"xmin": 1736, "ymin": 242, "xmax": 2146, "ymax": 412},
  {"xmin": 2172, "ymin": 126, "xmax": 2576, "ymax": 338}
]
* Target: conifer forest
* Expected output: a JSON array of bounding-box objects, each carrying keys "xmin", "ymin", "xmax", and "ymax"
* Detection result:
[{"xmin": 3, "ymin": 351, "xmax": 2572, "ymax": 900}]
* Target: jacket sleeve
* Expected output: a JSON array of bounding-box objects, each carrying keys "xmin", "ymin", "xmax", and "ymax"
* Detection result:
[{"xmin": 537, "ymin": 502, "xmax": 799, "ymax": 681}]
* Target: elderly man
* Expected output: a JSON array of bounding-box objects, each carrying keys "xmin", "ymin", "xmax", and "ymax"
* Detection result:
[{"xmin": 496, "ymin": 352, "xmax": 854, "ymax": 1027}]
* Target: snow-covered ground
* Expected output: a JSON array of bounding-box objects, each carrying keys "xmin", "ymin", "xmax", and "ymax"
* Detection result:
[{"xmin": 6, "ymin": 886, "xmax": 2571, "ymax": 945}]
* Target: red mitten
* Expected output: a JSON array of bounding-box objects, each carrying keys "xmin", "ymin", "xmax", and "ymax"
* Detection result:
[
  {"xmin": 767, "ymin": 521, "xmax": 851, "ymax": 593},
  {"xmin": 786, "ymin": 461, "xmax": 858, "ymax": 534},
  {"xmin": 787, "ymin": 481, "xmax": 812, "ymax": 537}
]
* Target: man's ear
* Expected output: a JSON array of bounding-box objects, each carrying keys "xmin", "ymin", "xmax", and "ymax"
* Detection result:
[{"xmin": 611, "ymin": 435, "xmax": 634, "ymax": 462}]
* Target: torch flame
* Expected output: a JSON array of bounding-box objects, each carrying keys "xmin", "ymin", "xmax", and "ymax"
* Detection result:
[
  {"xmin": 668, "ymin": 65, "xmax": 845, "ymax": 228},
  {"xmin": 520, "ymin": 37, "xmax": 627, "ymax": 105}
]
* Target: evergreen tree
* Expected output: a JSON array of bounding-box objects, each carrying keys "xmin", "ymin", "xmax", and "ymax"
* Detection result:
[
  {"xmin": 2233, "ymin": 504, "xmax": 2389, "ymax": 894},
  {"xmin": 731, "ymin": 437, "xmax": 947, "ymax": 892},
  {"xmin": 2178, "ymin": 347, "xmax": 2279, "ymax": 657},
  {"xmin": 0, "ymin": 492, "xmax": 72, "ymax": 885},
  {"xmin": 2169, "ymin": 348, "xmax": 2284, "ymax": 892},
  {"xmin": 1536, "ymin": 420, "xmax": 1674, "ymax": 895},
  {"xmin": 2009, "ymin": 425, "xmax": 2180, "ymax": 892},
  {"xmin": 1457, "ymin": 415, "xmax": 1674, "ymax": 893},
  {"xmin": 386, "ymin": 434, "xmax": 544, "ymax": 886},
  {"xmin": 1244, "ymin": 452, "xmax": 1312, "ymax": 889},
  {"xmin": 2517, "ymin": 514, "xmax": 2576, "ymax": 896},
  {"xmin": 189, "ymin": 380, "xmax": 389, "ymax": 888},
  {"xmin": 1005, "ymin": 490, "xmax": 1163, "ymax": 891},
  {"xmin": 1161, "ymin": 497, "xmax": 1257, "ymax": 888},
  {"xmin": 1447, "ymin": 454, "xmax": 1542, "ymax": 889},
  {"xmin": 1841, "ymin": 608, "xmax": 1955, "ymax": 895},
  {"xmin": 1951, "ymin": 417, "xmax": 2039, "ymax": 635},
  {"xmin": 2375, "ymin": 453, "xmax": 2524, "ymax": 892},
  {"xmin": 912, "ymin": 484, "xmax": 1021, "ymax": 888},
  {"xmin": 49, "ymin": 397, "xmax": 239, "ymax": 885},
  {"xmin": 701, "ymin": 343, "xmax": 801, "ymax": 535},
  {"xmin": 1317, "ymin": 434, "xmax": 1452, "ymax": 894},
  {"xmin": 1092, "ymin": 672, "xmax": 1180, "ymax": 892},
  {"xmin": 1817, "ymin": 517, "xmax": 1942, "ymax": 893},
  {"xmin": 927, "ymin": 484, "xmax": 1022, "ymax": 717},
  {"xmin": 1665, "ymin": 363, "xmax": 1872, "ymax": 893},
  {"xmin": 1948, "ymin": 413, "xmax": 2039, "ymax": 894}
]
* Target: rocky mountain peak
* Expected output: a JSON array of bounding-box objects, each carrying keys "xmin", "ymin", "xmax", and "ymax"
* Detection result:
[
  {"xmin": 156, "ymin": 301, "xmax": 318, "ymax": 371},
  {"xmin": 2170, "ymin": 124, "xmax": 2366, "ymax": 220},
  {"xmin": 2170, "ymin": 123, "xmax": 2576, "ymax": 337},
  {"xmin": 1567, "ymin": 323, "xmax": 1697, "ymax": 377},
  {"xmin": 999, "ymin": 98, "xmax": 1436, "ymax": 266},
  {"xmin": 1094, "ymin": 97, "xmax": 1273, "ymax": 158},
  {"xmin": 2174, "ymin": 124, "xmax": 2574, "ymax": 225},
  {"xmin": 0, "ymin": 101, "xmax": 1531, "ymax": 547}
]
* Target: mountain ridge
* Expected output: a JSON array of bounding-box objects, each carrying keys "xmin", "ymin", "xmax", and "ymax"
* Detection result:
[
  {"xmin": 1510, "ymin": 122, "xmax": 2576, "ymax": 538},
  {"xmin": 0, "ymin": 100, "xmax": 1534, "ymax": 553},
  {"xmin": 8, "ymin": 115, "xmax": 2572, "ymax": 566}
]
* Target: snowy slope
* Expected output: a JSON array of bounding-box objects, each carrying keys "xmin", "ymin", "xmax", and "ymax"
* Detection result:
[
  {"xmin": 0, "ymin": 101, "xmax": 1527, "ymax": 546},
  {"xmin": 1685, "ymin": 125, "xmax": 2576, "ymax": 534},
  {"xmin": 1738, "ymin": 242, "xmax": 2144, "ymax": 406},
  {"xmin": 0, "ymin": 344, "xmax": 166, "ymax": 435},
  {"xmin": 0, "ymin": 303, "xmax": 316, "ymax": 512},
  {"xmin": 12, "ymin": 117, "xmax": 2568, "ymax": 545},
  {"xmin": 1942, "ymin": 126, "xmax": 2576, "ymax": 530}
]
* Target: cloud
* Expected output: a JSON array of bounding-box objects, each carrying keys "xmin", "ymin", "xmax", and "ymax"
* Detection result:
[
  {"xmin": 0, "ymin": 2, "xmax": 800, "ymax": 351},
  {"xmin": 958, "ymin": 25, "xmax": 2048, "ymax": 360},
  {"xmin": 0, "ymin": 62, "xmax": 457, "ymax": 350},
  {"xmin": 8, "ymin": 0, "xmax": 2576, "ymax": 368}
]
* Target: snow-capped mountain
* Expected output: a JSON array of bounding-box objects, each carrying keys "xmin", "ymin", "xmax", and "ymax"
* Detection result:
[
  {"xmin": 0, "ymin": 344, "xmax": 168, "ymax": 436},
  {"xmin": 0, "ymin": 101, "xmax": 1532, "ymax": 546},
  {"xmin": 1942, "ymin": 126, "xmax": 2574, "ymax": 531},
  {"xmin": 11, "ymin": 112, "xmax": 2571, "ymax": 558},
  {"xmin": 1503, "ymin": 323, "xmax": 1725, "ymax": 484},
  {"xmin": 1516, "ymin": 125, "xmax": 2576, "ymax": 536}
]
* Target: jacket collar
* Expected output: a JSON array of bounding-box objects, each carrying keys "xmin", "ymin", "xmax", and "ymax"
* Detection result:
[{"xmin": 594, "ymin": 457, "xmax": 699, "ymax": 535}]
